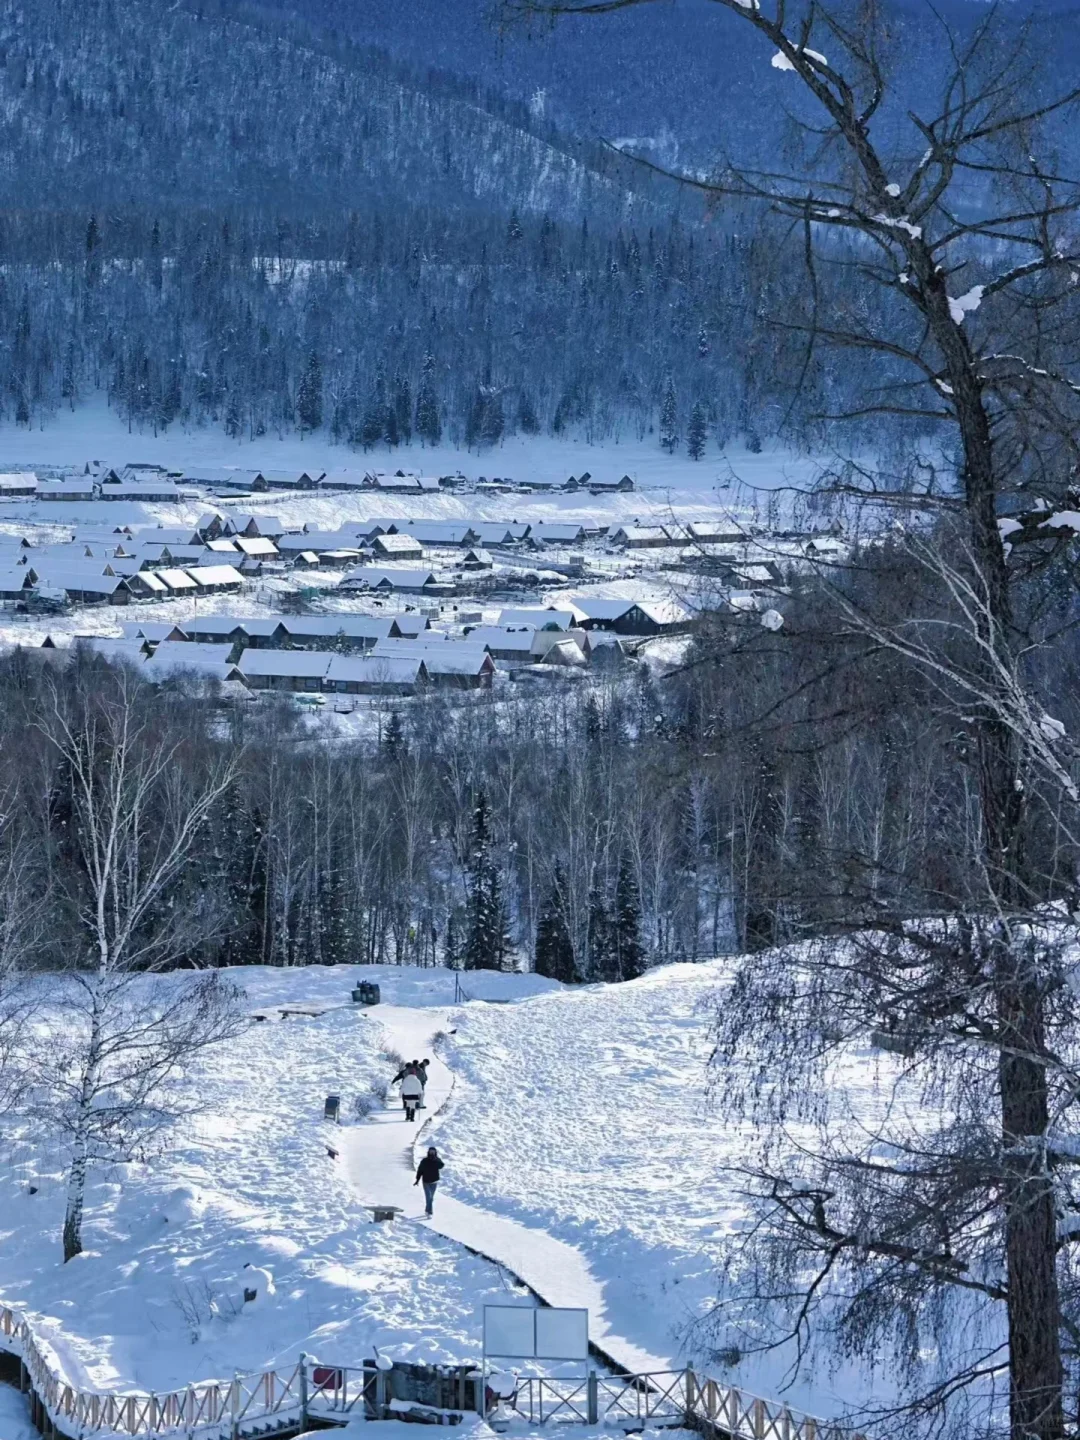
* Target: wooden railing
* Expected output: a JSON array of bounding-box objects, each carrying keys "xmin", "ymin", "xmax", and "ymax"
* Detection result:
[
  {"xmin": 688, "ymin": 1371, "xmax": 865, "ymax": 1440},
  {"xmin": 0, "ymin": 1302, "xmax": 862, "ymax": 1440},
  {"xmin": 0, "ymin": 1304, "xmax": 307, "ymax": 1439}
]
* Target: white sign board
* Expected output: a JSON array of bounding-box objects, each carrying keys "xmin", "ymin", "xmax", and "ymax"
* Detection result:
[
  {"xmin": 484, "ymin": 1306, "xmax": 537, "ymax": 1359},
  {"xmin": 536, "ymin": 1308, "xmax": 589, "ymax": 1361},
  {"xmin": 483, "ymin": 1306, "xmax": 589, "ymax": 1362}
]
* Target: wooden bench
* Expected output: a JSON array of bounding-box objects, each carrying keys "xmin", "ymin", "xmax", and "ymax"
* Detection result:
[{"xmin": 363, "ymin": 1205, "xmax": 403, "ymax": 1223}]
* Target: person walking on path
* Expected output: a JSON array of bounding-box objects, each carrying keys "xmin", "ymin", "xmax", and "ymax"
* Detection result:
[
  {"xmin": 415, "ymin": 1146, "xmax": 444, "ymax": 1216},
  {"xmin": 401, "ymin": 1070, "xmax": 424, "ymax": 1122},
  {"xmin": 417, "ymin": 1058, "xmax": 430, "ymax": 1108}
]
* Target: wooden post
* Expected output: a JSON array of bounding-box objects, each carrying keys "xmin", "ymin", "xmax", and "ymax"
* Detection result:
[
  {"xmin": 753, "ymin": 1397, "xmax": 766, "ymax": 1439},
  {"xmin": 375, "ymin": 1367, "xmax": 387, "ymax": 1420},
  {"xmin": 230, "ymin": 1375, "xmax": 240, "ymax": 1440},
  {"xmin": 299, "ymin": 1354, "xmax": 308, "ymax": 1431},
  {"xmin": 587, "ymin": 1372, "xmax": 598, "ymax": 1425},
  {"xmin": 684, "ymin": 1367, "xmax": 696, "ymax": 1426}
]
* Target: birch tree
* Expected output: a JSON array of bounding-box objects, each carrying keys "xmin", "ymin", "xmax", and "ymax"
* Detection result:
[{"xmin": 39, "ymin": 666, "xmax": 241, "ymax": 1262}]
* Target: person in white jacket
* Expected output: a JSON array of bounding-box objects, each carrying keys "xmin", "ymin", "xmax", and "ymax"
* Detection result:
[{"xmin": 400, "ymin": 1070, "xmax": 424, "ymax": 1122}]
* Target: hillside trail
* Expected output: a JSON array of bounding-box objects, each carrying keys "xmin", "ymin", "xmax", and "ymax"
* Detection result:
[{"xmin": 339, "ymin": 1003, "xmax": 671, "ymax": 1376}]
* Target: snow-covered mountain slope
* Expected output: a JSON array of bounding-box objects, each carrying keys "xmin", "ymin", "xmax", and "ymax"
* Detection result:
[{"xmin": 0, "ymin": 0, "xmax": 645, "ymax": 222}]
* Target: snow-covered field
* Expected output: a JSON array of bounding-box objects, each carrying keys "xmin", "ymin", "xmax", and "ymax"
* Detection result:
[
  {"xmin": 0, "ymin": 959, "xmax": 958, "ymax": 1429},
  {"xmin": 0, "ymin": 400, "xmax": 825, "ymax": 499},
  {"xmin": 0, "ymin": 967, "xmax": 556, "ymax": 1397}
]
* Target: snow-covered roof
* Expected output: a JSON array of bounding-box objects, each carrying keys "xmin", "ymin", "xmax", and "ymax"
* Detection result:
[
  {"xmin": 75, "ymin": 636, "xmax": 148, "ymax": 663},
  {"xmin": 634, "ymin": 600, "xmax": 693, "ymax": 626},
  {"xmin": 183, "ymin": 615, "xmax": 259, "ymax": 638},
  {"xmin": 498, "ymin": 608, "xmax": 575, "ymax": 630},
  {"xmin": 233, "ymin": 537, "xmax": 278, "ymax": 557},
  {"xmin": 57, "ymin": 573, "xmax": 129, "ymax": 594},
  {"xmin": 611, "ymin": 525, "xmax": 673, "ymax": 543},
  {"xmin": 571, "ymin": 598, "xmax": 636, "ymax": 620},
  {"xmin": 237, "ymin": 651, "xmax": 332, "ymax": 680},
  {"xmin": 465, "ymin": 626, "xmax": 535, "ymax": 652},
  {"xmin": 156, "ymin": 569, "xmax": 199, "ymax": 591},
  {"xmin": 325, "ymin": 655, "xmax": 427, "ymax": 684},
  {"xmin": 531, "ymin": 523, "xmax": 587, "ymax": 541},
  {"xmin": 185, "ymin": 469, "xmax": 262, "ymax": 488},
  {"xmin": 121, "ymin": 621, "xmax": 187, "ymax": 642},
  {"xmin": 37, "ymin": 480, "xmax": 97, "ymax": 497},
  {"xmin": 126, "ymin": 570, "xmax": 169, "ymax": 593},
  {"xmin": 373, "ymin": 533, "xmax": 424, "ymax": 554},
  {"xmin": 340, "ymin": 567, "xmax": 439, "ymax": 590},
  {"xmin": 370, "ymin": 639, "xmax": 492, "ymax": 675},
  {"xmin": 185, "ymin": 565, "xmax": 244, "ymax": 588},
  {"xmin": 399, "ymin": 522, "xmax": 476, "ymax": 544},
  {"xmin": 101, "ymin": 481, "xmax": 180, "ymax": 499},
  {"xmin": 148, "ymin": 642, "xmax": 235, "ymax": 667},
  {"xmin": 224, "ymin": 513, "xmax": 287, "ymax": 536},
  {"xmin": 280, "ymin": 615, "xmax": 396, "ymax": 640},
  {"xmin": 471, "ymin": 523, "xmax": 520, "ymax": 544},
  {"xmin": 136, "ymin": 527, "xmax": 202, "ymax": 546}
]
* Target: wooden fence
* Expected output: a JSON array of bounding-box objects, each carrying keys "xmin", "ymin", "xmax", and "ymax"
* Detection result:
[
  {"xmin": 498, "ymin": 1368, "xmax": 865, "ymax": 1440},
  {"xmin": 0, "ymin": 1303, "xmax": 862, "ymax": 1440}
]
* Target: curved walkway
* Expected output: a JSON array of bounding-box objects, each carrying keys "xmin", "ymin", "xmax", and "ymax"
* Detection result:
[{"xmin": 339, "ymin": 1004, "xmax": 672, "ymax": 1377}]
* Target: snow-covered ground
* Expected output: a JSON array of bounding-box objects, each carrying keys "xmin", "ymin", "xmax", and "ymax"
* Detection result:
[
  {"xmin": 0, "ymin": 1386, "xmax": 35, "ymax": 1440},
  {"xmin": 0, "ymin": 959, "xmax": 954, "ymax": 1429},
  {"xmin": 0, "ymin": 967, "xmax": 557, "ymax": 1397},
  {"xmin": 0, "ymin": 399, "xmax": 825, "ymax": 498}
]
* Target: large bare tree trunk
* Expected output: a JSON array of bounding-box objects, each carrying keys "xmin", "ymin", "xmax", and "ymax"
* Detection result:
[{"xmin": 998, "ymin": 970, "xmax": 1063, "ymax": 1440}]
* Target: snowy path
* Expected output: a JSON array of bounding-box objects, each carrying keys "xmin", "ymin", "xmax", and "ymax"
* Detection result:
[{"xmin": 340, "ymin": 1005, "xmax": 672, "ymax": 1377}]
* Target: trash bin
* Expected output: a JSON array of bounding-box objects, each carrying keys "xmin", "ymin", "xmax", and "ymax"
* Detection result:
[{"xmin": 352, "ymin": 982, "xmax": 381, "ymax": 1006}]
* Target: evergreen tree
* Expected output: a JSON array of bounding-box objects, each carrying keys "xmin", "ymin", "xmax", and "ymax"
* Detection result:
[
  {"xmin": 687, "ymin": 401, "xmax": 707, "ymax": 460},
  {"xmin": 360, "ymin": 370, "xmax": 386, "ymax": 449},
  {"xmin": 534, "ymin": 868, "xmax": 578, "ymax": 983},
  {"xmin": 393, "ymin": 373, "xmax": 413, "ymax": 445},
  {"xmin": 465, "ymin": 385, "xmax": 487, "ymax": 450},
  {"xmin": 464, "ymin": 790, "xmax": 510, "ymax": 971},
  {"xmin": 415, "ymin": 353, "xmax": 441, "ymax": 446},
  {"xmin": 517, "ymin": 389, "xmax": 540, "ymax": 434},
  {"xmin": 444, "ymin": 908, "xmax": 463, "ymax": 971},
  {"xmin": 660, "ymin": 376, "xmax": 678, "ymax": 453},
  {"xmin": 84, "ymin": 214, "xmax": 101, "ymax": 288},
  {"xmin": 588, "ymin": 881, "xmax": 617, "ymax": 982},
  {"xmin": 481, "ymin": 388, "xmax": 505, "ymax": 447},
  {"xmin": 612, "ymin": 856, "xmax": 646, "ymax": 980},
  {"xmin": 296, "ymin": 349, "xmax": 322, "ymax": 434},
  {"xmin": 383, "ymin": 709, "xmax": 407, "ymax": 760}
]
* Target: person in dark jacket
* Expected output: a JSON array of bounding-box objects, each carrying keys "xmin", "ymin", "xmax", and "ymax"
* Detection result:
[
  {"xmin": 415, "ymin": 1146, "xmax": 444, "ymax": 1216},
  {"xmin": 416, "ymin": 1058, "xmax": 431, "ymax": 1108}
]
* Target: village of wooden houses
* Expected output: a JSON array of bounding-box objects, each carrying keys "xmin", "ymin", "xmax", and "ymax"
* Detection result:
[{"xmin": 0, "ymin": 459, "xmax": 836, "ymax": 710}]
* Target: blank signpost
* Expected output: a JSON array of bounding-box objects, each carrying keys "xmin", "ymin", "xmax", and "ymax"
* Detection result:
[{"xmin": 480, "ymin": 1305, "xmax": 591, "ymax": 1424}]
